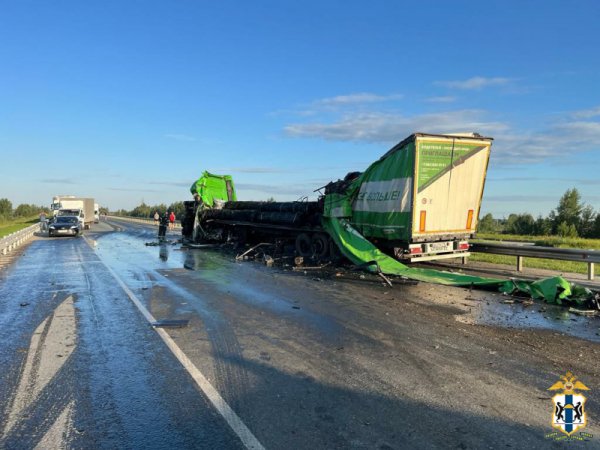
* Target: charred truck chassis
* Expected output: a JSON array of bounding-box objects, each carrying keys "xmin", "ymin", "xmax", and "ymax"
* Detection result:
[{"xmin": 182, "ymin": 200, "xmax": 341, "ymax": 260}]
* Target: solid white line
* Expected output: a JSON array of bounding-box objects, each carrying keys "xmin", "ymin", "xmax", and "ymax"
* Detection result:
[{"xmin": 83, "ymin": 236, "xmax": 265, "ymax": 450}]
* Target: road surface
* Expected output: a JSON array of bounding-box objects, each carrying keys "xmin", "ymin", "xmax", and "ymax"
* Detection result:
[{"xmin": 0, "ymin": 219, "xmax": 599, "ymax": 448}]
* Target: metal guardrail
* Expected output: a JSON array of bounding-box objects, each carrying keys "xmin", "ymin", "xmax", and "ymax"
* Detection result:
[
  {"xmin": 0, "ymin": 223, "xmax": 39, "ymax": 256},
  {"xmin": 471, "ymin": 241, "xmax": 600, "ymax": 281},
  {"xmin": 106, "ymin": 215, "xmax": 182, "ymax": 229}
]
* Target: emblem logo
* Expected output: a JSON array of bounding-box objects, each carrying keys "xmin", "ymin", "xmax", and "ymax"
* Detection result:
[{"xmin": 548, "ymin": 371, "xmax": 590, "ymax": 436}]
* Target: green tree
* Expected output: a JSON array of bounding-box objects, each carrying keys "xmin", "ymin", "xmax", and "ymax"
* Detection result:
[
  {"xmin": 131, "ymin": 202, "xmax": 152, "ymax": 218},
  {"xmin": 13, "ymin": 204, "xmax": 37, "ymax": 217},
  {"xmin": 593, "ymin": 214, "xmax": 600, "ymax": 239},
  {"xmin": 533, "ymin": 215, "xmax": 552, "ymax": 236},
  {"xmin": 556, "ymin": 221, "xmax": 578, "ymax": 238},
  {"xmin": 578, "ymin": 204, "xmax": 596, "ymax": 238},
  {"xmin": 552, "ymin": 188, "xmax": 582, "ymax": 231},
  {"xmin": 0, "ymin": 198, "xmax": 13, "ymax": 219},
  {"xmin": 506, "ymin": 213, "xmax": 535, "ymax": 235},
  {"xmin": 477, "ymin": 213, "xmax": 497, "ymax": 233}
]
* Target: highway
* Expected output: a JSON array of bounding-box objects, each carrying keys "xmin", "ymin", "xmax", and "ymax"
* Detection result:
[{"xmin": 1, "ymin": 219, "xmax": 599, "ymax": 448}]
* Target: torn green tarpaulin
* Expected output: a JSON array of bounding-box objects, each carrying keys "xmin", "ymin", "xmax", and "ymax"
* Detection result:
[{"xmin": 322, "ymin": 216, "xmax": 592, "ymax": 306}]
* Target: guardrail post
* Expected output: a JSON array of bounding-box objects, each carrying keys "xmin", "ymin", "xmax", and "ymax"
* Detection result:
[
  {"xmin": 462, "ymin": 256, "xmax": 468, "ymax": 265},
  {"xmin": 516, "ymin": 255, "xmax": 523, "ymax": 272},
  {"xmin": 589, "ymin": 263, "xmax": 595, "ymax": 281}
]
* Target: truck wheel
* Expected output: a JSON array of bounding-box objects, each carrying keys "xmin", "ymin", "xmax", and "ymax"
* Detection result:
[
  {"xmin": 311, "ymin": 233, "xmax": 329, "ymax": 259},
  {"xmin": 329, "ymin": 239, "xmax": 343, "ymax": 263},
  {"xmin": 295, "ymin": 233, "xmax": 312, "ymax": 258}
]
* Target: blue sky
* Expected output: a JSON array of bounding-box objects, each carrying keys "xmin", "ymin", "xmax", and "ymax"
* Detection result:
[{"xmin": 1, "ymin": 0, "xmax": 599, "ymax": 218}]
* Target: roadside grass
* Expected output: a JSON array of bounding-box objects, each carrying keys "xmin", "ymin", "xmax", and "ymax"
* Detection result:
[
  {"xmin": 0, "ymin": 217, "xmax": 39, "ymax": 239},
  {"xmin": 472, "ymin": 233, "xmax": 600, "ymax": 276},
  {"xmin": 475, "ymin": 233, "xmax": 600, "ymax": 250}
]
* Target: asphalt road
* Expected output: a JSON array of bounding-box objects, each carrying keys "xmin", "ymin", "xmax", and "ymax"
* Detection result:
[{"xmin": 1, "ymin": 219, "xmax": 599, "ymax": 449}]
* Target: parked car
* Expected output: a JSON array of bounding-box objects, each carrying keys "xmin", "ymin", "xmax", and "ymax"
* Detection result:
[{"xmin": 48, "ymin": 216, "xmax": 83, "ymax": 237}]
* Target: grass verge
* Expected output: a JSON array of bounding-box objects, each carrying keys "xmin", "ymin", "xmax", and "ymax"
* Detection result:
[
  {"xmin": 0, "ymin": 217, "xmax": 39, "ymax": 239},
  {"xmin": 471, "ymin": 233, "xmax": 599, "ymax": 276}
]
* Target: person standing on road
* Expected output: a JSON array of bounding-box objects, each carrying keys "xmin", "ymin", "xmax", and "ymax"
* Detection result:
[
  {"xmin": 169, "ymin": 211, "xmax": 176, "ymax": 230},
  {"xmin": 154, "ymin": 211, "xmax": 159, "ymax": 225},
  {"xmin": 158, "ymin": 211, "xmax": 169, "ymax": 240},
  {"xmin": 39, "ymin": 211, "xmax": 48, "ymax": 232}
]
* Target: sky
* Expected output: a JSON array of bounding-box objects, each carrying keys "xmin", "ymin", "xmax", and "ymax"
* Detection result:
[{"xmin": 1, "ymin": 0, "xmax": 600, "ymax": 218}]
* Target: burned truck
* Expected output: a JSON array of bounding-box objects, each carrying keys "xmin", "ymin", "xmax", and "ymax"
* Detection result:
[{"xmin": 182, "ymin": 132, "xmax": 493, "ymax": 262}]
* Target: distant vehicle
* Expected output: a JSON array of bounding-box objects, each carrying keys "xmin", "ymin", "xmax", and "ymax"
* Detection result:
[
  {"xmin": 51, "ymin": 196, "xmax": 95, "ymax": 229},
  {"xmin": 94, "ymin": 203, "xmax": 99, "ymax": 223},
  {"xmin": 57, "ymin": 208, "xmax": 84, "ymax": 227},
  {"xmin": 48, "ymin": 216, "xmax": 82, "ymax": 237}
]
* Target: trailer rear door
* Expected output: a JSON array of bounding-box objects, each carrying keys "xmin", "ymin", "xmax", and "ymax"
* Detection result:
[{"xmin": 412, "ymin": 135, "xmax": 491, "ymax": 239}]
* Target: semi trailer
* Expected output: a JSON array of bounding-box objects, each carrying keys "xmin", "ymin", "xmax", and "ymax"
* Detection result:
[{"xmin": 182, "ymin": 132, "xmax": 492, "ymax": 263}]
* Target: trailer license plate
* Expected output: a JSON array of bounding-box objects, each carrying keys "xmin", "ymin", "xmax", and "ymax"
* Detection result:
[{"xmin": 426, "ymin": 242, "xmax": 452, "ymax": 253}]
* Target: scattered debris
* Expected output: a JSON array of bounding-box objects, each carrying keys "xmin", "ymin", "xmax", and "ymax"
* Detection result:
[
  {"xmin": 146, "ymin": 239, "xmax": 180, "ymax": 246},
  {"xmin": 236, "ymin": 242, "xmax": 272, "ymax": 260},
  {"xmin": 502, "ymin": 299, "xmax": 515, "ymax": 304},
  {"xmin": 294, "ymin": 256, "xmax": 304, "ymax": 266},
  {"xmin": 264, "ymin": 255, "xmax": 274, "ymax": 266},
  {"xmin": 378, "ymin": 272, "xmax": 393, "ymax": 288},
  {"xmin": 151, "ymin": 319, "xmax": 189, "ymax": 328},
  {"xmin": 292, "ymin": 262, "xmax": 331, "ymax": 271},
  {"xmin": 187, "ymin": 243, "xmax": 218, "ymax": 249},
  {"xmin": 568, "ymin": 308, "xmax": 598, "ymax": 317}
]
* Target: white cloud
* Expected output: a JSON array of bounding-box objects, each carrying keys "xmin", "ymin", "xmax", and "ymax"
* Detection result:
[
  {"xmin": 315, "ymin": 92, "xmax": 403, "ymax": 107},
  {"xmin": 570, "ymin": 106, "xmax": 600, "ymax": 119},
  {"xmin": 424, "ymin": 96, "xmax": 457, "ymax": 103},
  {"xmin": 164, "ymin": 133, "xmax": 196, "ymax": 142},
  {"xmin": 284, "ymin": 110, "xmax": 508, "ymax": 143},
  {"xmin": 236, "ymin": 183, "xmax": 312, "ymax": 196},
  {"xmin": 41, "ymin": 178, "xmax": 79, "ymax": 184},
  {"xmin": 435, "ymin": 76, "xmax": 512, "ymax": 90},
  {"xmin": 215, "ymin": 167, "xmax": 288, "ymax": 173}
]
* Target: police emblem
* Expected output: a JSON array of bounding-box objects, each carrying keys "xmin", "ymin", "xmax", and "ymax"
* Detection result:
[{"xmin": 548, "ymin": 371, "xmax": 590, "ymax": 436}]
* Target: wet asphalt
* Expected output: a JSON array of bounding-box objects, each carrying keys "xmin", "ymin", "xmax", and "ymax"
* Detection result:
[
  {"xmin": 0, "ymin": 226, "xmax": 243, "ymax": 449},
  {"xmin": 1, "ymin": 219, "xmax": 600, "ymax": 449}
]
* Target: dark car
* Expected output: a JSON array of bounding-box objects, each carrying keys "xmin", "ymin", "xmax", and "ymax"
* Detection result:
[{"xmin": 48, "ymin": 216, "xmax": 82, "ymax": 237}]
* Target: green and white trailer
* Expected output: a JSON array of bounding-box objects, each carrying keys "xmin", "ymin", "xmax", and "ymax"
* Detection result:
[
  {"xmin": 183, "ymin": 132, "xmax": 492, "ymax": 263},
  {"xmin": 346, "ymin": 132, "xmax": 492, "ymax": 261}
]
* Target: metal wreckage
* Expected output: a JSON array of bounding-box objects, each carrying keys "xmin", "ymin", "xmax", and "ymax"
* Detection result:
[{"xmin": 181, "ymin": 132, "xmax": 599, "ymax": 309}]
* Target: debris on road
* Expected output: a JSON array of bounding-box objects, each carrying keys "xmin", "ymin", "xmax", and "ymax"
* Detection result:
[
  {"xmin": 235, "ymin": 242, "xmax": 272, "ymax": 261},
  {"xmin": 187, "ymin": 243, "xmax": 218, "ymax": 249},
  {"xmin": 292, "ymin": 262, "xmax": 331, "ymax": 271},
  {"xmin": 151, "ymin": 319, "xmax": 190, "ymax": 328},
  {"xmin": 568, "ymin": 308, "xmax": 599, "ymax": 317}
]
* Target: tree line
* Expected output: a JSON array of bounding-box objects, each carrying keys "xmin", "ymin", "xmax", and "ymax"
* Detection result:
[
  {"xmin": 0, "ymin": 198, "xmax": 49, "ymax": 221},
  {"xmin": 112, "ymin": 201, "xmax": 186, "ymax": 221},
  {"xmin": 478, "ymin": 188, "xmax": 600, "ymax": 238}
]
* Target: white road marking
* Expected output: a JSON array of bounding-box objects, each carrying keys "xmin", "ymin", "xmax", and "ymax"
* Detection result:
[
  {"xmin": 3, "ymin": 296, "xmax": 76, "ymax": 436},
  {"xmin": 83, "ymin": 236, "xmax": 265, "ymax": 450},
  {"xmin": 34, "ymin": 400, "xmax": 74, "ymax": 450}
]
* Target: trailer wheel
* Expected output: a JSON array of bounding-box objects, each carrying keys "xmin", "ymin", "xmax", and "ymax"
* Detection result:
[
  {"xmin": 295, "ymin": 233, "xmax": 312, "ymax": 258},
  {"xmin": 311, "ymin": 233, "xmax": 329, "ymax": 259}
]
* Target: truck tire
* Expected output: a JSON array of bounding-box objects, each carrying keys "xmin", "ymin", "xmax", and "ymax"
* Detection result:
[
  {"xmin": 295, "ymin": 233, "xmax": 312, "ymax": 258},
  {"xmin": 311, "ymin": 233, "xmax": 329, "ymax": 259},
  {"xmin": 329, "ymin": 239, "xmax": 342, "ymax": 263}
]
